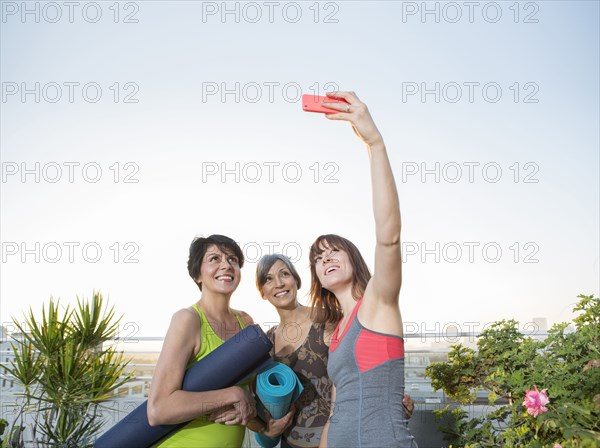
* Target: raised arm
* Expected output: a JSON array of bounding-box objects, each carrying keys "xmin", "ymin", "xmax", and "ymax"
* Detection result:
[
  {"xmin": 147, "ymin": 309, "xmax": 256, "ymax": 426},
  {"xmin": 323, "ymin": 92, "xmax": 402, "ymax": 305}
]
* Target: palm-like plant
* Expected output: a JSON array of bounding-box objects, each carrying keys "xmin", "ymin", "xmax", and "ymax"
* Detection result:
[{"xmin": 1, "ymin": 292, "xmax": 132, "ymax": 447}]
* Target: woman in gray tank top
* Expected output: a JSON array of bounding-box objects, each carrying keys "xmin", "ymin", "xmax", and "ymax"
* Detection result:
[{"xmin": 307, "ymin": 92, "xmax": 418, "ymax": 448}]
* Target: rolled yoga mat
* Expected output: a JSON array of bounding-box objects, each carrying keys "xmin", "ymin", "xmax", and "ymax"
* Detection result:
[
  {"xmin": 254, "ymin": 361, "xmax": 304, "ymax": 448},
  {"xmin": 95, "ymin": 324, "xmax": 273, "ymax": 448}
]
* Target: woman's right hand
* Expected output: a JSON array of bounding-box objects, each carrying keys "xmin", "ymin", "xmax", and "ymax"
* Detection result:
[{"xmin": 322, "ymin": 91, "xmax": 384, "ymax": 148}]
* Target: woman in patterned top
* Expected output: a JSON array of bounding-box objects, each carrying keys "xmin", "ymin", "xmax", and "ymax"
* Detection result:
[
  {"xmin": 256, "ymin": 254, "xmax": 333, "ymax": 448},
  {"xmin": 255, "ymin": 254, "xmax": 414, "ymax": 448}
]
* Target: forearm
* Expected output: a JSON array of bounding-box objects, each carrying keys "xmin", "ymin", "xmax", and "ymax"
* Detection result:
[
  {"xmin": 320, "ymin": 385, "xmax": 335, "ymax": 448},
  {"xmin": 319, "ymin": 419, "xmax": 330, "ymax": 448},
  {"xmin": 368, "ymin": 141, "xmax": 401, "ymax": 245},
  {"xmin": 148, "ymin": 386, "xmax": 238, "ymax": 426}
]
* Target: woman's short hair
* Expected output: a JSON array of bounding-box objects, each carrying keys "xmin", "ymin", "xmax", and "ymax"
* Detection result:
[
  {"xmin": 256, "ymin": 253, "xmax": 302, "ymax": 294},
  {"xmin": 187, "ymin": 234, "xmax": 244, "ymax": 291}
]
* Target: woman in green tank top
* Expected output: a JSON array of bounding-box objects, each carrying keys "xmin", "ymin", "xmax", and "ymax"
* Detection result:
[{"xmin": 147, "ymin": 234, "xmax": 294, "ymax": 447}]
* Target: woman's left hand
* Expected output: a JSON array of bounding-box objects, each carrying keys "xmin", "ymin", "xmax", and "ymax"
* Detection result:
[
  {"xmin": 209, "ymin": 404, "xmax": 253, "ymax": 426},
  {"xmin": 322, "ymin": 91, "xmax": 384, "ymax": 147},
  {"xmin": 260, "ymin": 406, "xmax": 296, "ymax": 437},
  {"xmin": 209, "ymin": 387, "xmax": 257, "ymax": 426}
]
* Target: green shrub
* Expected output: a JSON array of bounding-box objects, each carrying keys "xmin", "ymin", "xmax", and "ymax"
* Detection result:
[
  {"xmin": 425, "ymin": 294, "xmax": 600, "ymax": 447},
  {"xmin": 0, "ymin": 292, "xmax": 132, "ymax": 447}
]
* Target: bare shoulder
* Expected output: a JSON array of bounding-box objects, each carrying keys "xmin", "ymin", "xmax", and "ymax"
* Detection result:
[
  {"xmin": 171, "ymin": 307, "xmax": 199, "ymax": 328},
  {"xmin": 165, "ymin": 307, "xmax": 201, "ymax": 344},
  {"xmin": 159, "ymin": 307, "xmax": 201, "ymax": 364},
  {"xmin": 233, "ymin": 308, "xmax": 255, "ymax": 326}
]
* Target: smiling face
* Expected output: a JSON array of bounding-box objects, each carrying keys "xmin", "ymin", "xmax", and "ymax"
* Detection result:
[
  {"xmin": 314, "ymin": 241, "xmax": 353, "ymax": 293},
  {"xmin": 261, "ymin": 259, "xmax": 299, "ymax": 308},
  {"xmin": 197, "ymin": 244, "xmax": 241, "ymax": 296},
  {"xmin": 308, "ymin": 234, "xmax": 372, "ymax": 324}
]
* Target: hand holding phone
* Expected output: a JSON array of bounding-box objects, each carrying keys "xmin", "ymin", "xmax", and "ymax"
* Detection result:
[{"xmin": 302, "ymin": 94, "xmax": 349, "ymax": 114}]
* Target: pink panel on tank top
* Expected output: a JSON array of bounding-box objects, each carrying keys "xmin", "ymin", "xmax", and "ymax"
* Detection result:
[{"xmin": 355, "ymin": 329, "xmax": 404, "ymax": 373}]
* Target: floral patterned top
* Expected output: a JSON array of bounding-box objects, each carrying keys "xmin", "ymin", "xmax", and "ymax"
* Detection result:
[{"xmin": 266, "ymin": 322, "xmax": 332, "ymax": 448}]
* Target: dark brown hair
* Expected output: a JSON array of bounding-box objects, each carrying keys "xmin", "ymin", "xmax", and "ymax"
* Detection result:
[{"xmin": 309, "ymin": 234, "xmax": 371, "ymax": 325}]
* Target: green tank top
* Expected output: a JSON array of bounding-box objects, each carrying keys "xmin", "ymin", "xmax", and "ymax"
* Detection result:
[{"xmin": 154, "ymin": 305, "xmax": 248, "ymax": 448}]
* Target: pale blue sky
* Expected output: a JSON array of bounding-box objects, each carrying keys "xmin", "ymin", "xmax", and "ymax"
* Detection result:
[{"xmin": 1, "ymin": 1, "xmax": 598, "ymax": 339}]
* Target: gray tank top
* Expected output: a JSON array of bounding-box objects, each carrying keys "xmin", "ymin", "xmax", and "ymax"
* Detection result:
[{"xmin": 327, "ymin": 298, "xmax": 418, "ymax": 447}]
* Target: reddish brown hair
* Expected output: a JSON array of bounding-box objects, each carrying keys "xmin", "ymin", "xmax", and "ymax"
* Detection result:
[{"xmin": 309, "ymin": 234, "xmax": 371, "ymax": 325}]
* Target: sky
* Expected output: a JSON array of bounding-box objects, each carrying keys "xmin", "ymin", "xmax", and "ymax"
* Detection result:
[{"xmin": 1, "ymin": 1, "xmax": 598, "ymax": 343}]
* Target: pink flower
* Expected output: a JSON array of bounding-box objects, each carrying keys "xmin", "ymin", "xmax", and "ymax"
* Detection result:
[
  {"xmin": 553, "ymin": 444, "xmax": 562, "ymax": 448},
  {"xmin": 523, "ymin": 384, "xmax": 549, "ymax": 416}
]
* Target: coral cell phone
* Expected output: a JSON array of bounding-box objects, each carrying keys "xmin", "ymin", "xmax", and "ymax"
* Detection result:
[{"xmin": 302, "ymin": 94, "xmax": 349, "ymax": 113}]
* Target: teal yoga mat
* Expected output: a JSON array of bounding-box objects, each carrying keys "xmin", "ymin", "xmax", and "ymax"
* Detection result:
[{"xmin": 254, "ymin": 361, "xmax": 304, "ymax": 448}]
